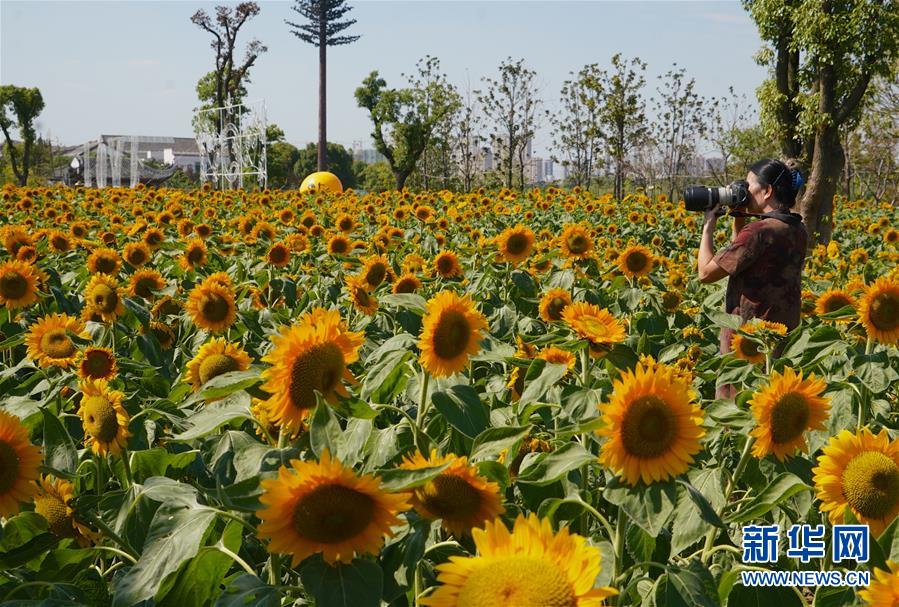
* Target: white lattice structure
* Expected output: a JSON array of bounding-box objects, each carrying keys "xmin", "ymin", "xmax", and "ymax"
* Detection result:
[{"xmin": 194, "ymin": 99, "xmax": 268, "ymax": 190}]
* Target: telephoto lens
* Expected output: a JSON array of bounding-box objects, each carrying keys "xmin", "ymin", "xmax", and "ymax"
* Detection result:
[{"xmin": 683, "ymin": 186, "xmax": 725, "ymax": 212}]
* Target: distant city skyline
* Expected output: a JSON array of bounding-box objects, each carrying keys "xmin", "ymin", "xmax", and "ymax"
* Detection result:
[{"xmin": 1, "ymin": 1, "xmax": 766, "ymax": 157}]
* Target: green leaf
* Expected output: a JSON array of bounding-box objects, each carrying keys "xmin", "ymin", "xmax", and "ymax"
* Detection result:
[
  {"xmin": 876, "ymin": 516, "xmax": 899, "ymax": 564},
  {"xmin": 198, "ymin": 369, "xmax": 263, "ymax": 401},
  {"xmin": 431, "ymin": 385, "xmax": 489, "ymax": 438},
  {"xmin": 516, "ymin": 442, "xmax": 595, "ymax": 486},
  {"xmin": 171, "ymin": 393, "xmax": 253, "ymax": 441},
  {"xmin": 331, "ymin": 397, "xmax": 380, "ymax": 420},
  {"xmin": 376, "ymin": 463, "xmax": 451, "ymax": 492},
  {"xmin": 126, "ymin": 448, "xmax": 199, "ymax": 482},
  {"xmin": 706, "ymin": 311, "xmax": 745, "ymax": 331},
  {"xmin": 626, "ymin": 523, "xmax": 657, "ymax": 563},
  {"xmin": 813, "ymin": 585, "xmax": 857, "ymax": 607},
  {"xmin": 310, "ymin": 402, "xmax": 343, "ymax": 458},
  {"xmin": 671, "ymin": 470, "xmax": 726, "ymax": 555},
  {"xmin": 300, "ymin": 557, "xmax": 383, "ymax": 607},
  {"xmin": 0, "ymin": 513, "xmax": 58, "ymax": 569},
  {"xmin": 726, "ymin": 473, "xmax": 812, "ymax": 523},
  {"xmin": 213, "ymin": 574, "xmax": 278, "ymax": 607},
  {"xmin": 361, "ymin": 336, "xmax": 414, "ymax": 404},
  {"xmin": 112, "ymin": 504, "xmax": 217, "ymax": 607},
  {"xmin": 469, "ymin": 425, "xmax": 531, "ymax": 461},
  {"xmin": 727, "ymin": 583, "xmax": 805, "ymax": 607},
  {"xmin": 518, "ymin": 360, "xmax": 569, "ymax": 407},
  {"xmin": 656, "ymin": 560, "xmax": 719, "ymax": 607},
  {"xmin": 603, "ymin": 477, "xmax": 677, "ymax": 536},
  {"xmin": 380, "ymin": 293, "xmax": 427, "ymax": 315},
  {"xmin": 853, "ymin": 352, "xmax": 898, "ymax": 393},
  {"xmin": 41, "ymin": 408, "xmax": 77, "ymax": 474}
]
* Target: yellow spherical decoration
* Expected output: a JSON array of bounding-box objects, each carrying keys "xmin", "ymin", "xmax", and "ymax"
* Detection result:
[{"xmin": 300, "ymin": 172, "xmax": 343, "ymax": 194}]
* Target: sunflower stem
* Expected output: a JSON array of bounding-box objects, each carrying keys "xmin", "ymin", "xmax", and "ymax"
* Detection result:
[
  {"xmin": 579, "ymin": 346, "xmax": 591, "ymax": 389},
  {"xmin": 865, "ymin": 336, "xmax": 874, "ymax": 355},
  {"xmin": 83, "ymin": 510, "xmax": 140, "ymax": 561},
  {"xmin": 612, "ymin": 507, "xmax": 627, "ymax": 604},
  {"xmin": 701, "ymin": 435, "xmax": 756, "ymax": 564},
  {"xmin": 216, "ymin": 544, "xmax": 258, "ymax": 578},
  {"xmin": 416, "ymin": 372, "xmax": 431, "ymax": 432},
  {"xmin": 277, "ymin": 427, "xmax": 288, "ymax": 449},
  {"xmin": 120, "ymin": 450, "xmax": 133, "ymax": 489},
  {"xmin": 268, "ymin": 553, "xmax": 281, "ymax": 586}
]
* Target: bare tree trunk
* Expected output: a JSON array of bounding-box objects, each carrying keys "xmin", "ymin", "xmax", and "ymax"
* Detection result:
[
  {"xmin": 801, "ymin": 122, "xmax": 844, "ymax": 245},
  {"xmin": 318, "ymin": 14, "xmax": 328, "ymax": 172}
]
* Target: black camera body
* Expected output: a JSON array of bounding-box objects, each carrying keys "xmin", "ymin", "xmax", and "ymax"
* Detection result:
[{"xmin": 683, "ymin": 180, "xmax": 750, "ymax": 212}]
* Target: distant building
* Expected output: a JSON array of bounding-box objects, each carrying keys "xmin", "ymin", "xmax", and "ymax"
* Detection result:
[{"xmin": 352, "ymin": 144, "xmax": 386, "ymax": 164}]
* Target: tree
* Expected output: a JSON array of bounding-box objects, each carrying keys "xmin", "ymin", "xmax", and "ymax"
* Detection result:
[
  {"xmin": 706, "ymin": 87, "xmax": 756, "ymax": 184},
  {"xmin": 286, "ymin": 0, "xmax": 360, "ymax": 172},
  {"xmin": 294, "ymin": 142, "xmax": 357, "ymax": 189},
  {"xmin": 597, "ymin": 55, "xmax": 649, "ymax": 200},
  {"xmin": 725, "ymin": 124, "xmax": 781, "ymax": 180},
  {"xmin": 268, "ymin": 141, "xmax": 301, "ymax": 188},
  {"xmin": 478, "ymin": 58, "xmax": 541, "ymax": 189},
  {"xmin": 0, "ymin": 85, "xmax": 45, "ymax": 186},
  {"xmin": 358, "ymin": 161, "xmax": 394, "ymax": 192},
  {"xmin": 453, "ymin": 75, "xmax": 486, "ymax": 192},
  {"xmin": 191, "ymin": 3, "xmax": 267, "ymax": 152},
  {"xmin": 651, "ymin": 65, "xmax": 716, "ymax": 201},
  {"xmin": 744, "ymin": 0, "xmax": 899, "ymax": 244},
  {"xmin": 355, "ymin": 56, "xmax": 460, "ymax": 190},
  {"xmin": 550, "ymin": 65, "xmax": 603, "ymax": 190}
]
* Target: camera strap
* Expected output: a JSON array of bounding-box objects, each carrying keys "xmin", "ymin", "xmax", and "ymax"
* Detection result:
[{"xmin": 729, "ymin": 210, "xmax": 803, "ymax": 226}]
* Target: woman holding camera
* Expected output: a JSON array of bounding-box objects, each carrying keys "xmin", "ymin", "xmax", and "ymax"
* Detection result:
[{"xmin": 695, "ymin": 159, "xmax": 807, "ymax": 399}]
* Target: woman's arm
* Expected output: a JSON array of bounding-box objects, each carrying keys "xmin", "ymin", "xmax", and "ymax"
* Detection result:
[{"xmin": 697, "ymin": 210, "xmax": 729, "ymax": 283}]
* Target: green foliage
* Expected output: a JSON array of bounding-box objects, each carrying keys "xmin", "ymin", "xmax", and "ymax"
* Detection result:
[
  {"xmin": 0, "ymin": 84, "xmax": 45, "ymax": 185},
  {"xmin": 293, "ymin": 141, "xmax": 357, "ymax": 189},
  {"xmin": 267, "ymin": 141, "xmax": 301, "ymax": 189},
  {"xmin": 357, "ymin": 161, "xmax": 394, "ymax": 192}
]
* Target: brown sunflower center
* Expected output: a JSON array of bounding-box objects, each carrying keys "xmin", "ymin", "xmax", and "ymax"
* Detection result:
[
  {"xmin": 39, "ymin": 328, "xmax": 77, "ymax": 359},
  {"xmin": 82, "ymin": 349, "xmax": 114, "ymax": 378},
  {"xmin": 432, "ymin": 311, "xmax": 472, "ymax": 360},
  {"xmin": 505, "ymin": 234, "xmax": 530, "ymax": 256},
  {"xmin": 269, "ymin": 246, "xmax": 288, "ymax": 265},
  {"xmin": 292, "ymin": 483, "xmax": 375, "ymax": 543},
  {"xmin": 455, "ymin": 555, "xmax": 576, "ymax": 607},
  {"xmin": 34, "ymin": 494, "xmax": 74, "ymax": 538},
  {"xmin": 0, "ymin": 271, "xmax": 28, "ymax": 299},
  {"xmin": 0, "ymin": 440, "xmax": 20, "ymax": 494},
  {"xmin": 199, "ymin": 353, "xmax": 240, "ymax": 385},
  {"xmin": 127, "ymin": 249, "xmax": 148, "ymax": 265},
  {"xmin": 330, "ymin": 239, "xmax": 348, "ymax": 254},
  {"xmin": 437, "ymin": 256, "xmax": 457, "ymax": 275},
  {"xmin": 769, "ymin": 392, "xmax": 810, "ymax": 445},
  {"xmin": 824, "ymin": 294, "xmax": 852, "ymax": 313},
  {"xmin": 82, "ymin": 395, "xmax": 120, "ymax": 443},
  {"xmin": 95, "ymin": 256, "xmax": 117, "ymax": 274},
  {"xmin": 288, "ymin": 342, "xmax": 346, "ymax": 410},
  {"xmin": 418, "ymin": 473, "xmax": 483, "ymax": 520},
  {"xmin": 547, "ymin": 297, "xmax": 568, "ymax": 321},
  {"xmin": 51, "ymin": 236, "xmax": 70, "ymax": 251},
  {"xmin": 200, "ymin": 293, "xmax": 231, "ymax": 322},
  {"xmin": 354, "ymin": 286, "xmax": 373, "ymax": 308},
  {"xmin": 620, "ymin": 395, "xmax": 678, "ymax": 459},
  {"xmin": 625, "ymin": 251, "xmax": 649, "ymax": 273},
  {"xmin": 869, "ymin": 292, "xmax": 899, "ymax": 331},
  {"xmin": 842, "ymin": 451, "xmax": 899, "ymax": 520},
  {"xmin": 134, "ymin": 277, "xmax": 159, "ymax": 299},
  {"xmin": 365, "ymin": 263, "xmax": 387, "ymax": 287},
  {"xmin": 566, "ymin": 233, "xmax": 588, "ymax": 254},
  {"xmin": 90, "ymin": 284, "xmax": 119, "ymax": 313},
  {"xmin": 737, "ymin": 336, "xmax": 762, "ymax": 359},
  {"xmin": 187, "ymin": 246, "xmax": 205, "ymax": 265},
  {"xmin": 395, "ymin": 278, "xmax": 417, "ymax": 294}
]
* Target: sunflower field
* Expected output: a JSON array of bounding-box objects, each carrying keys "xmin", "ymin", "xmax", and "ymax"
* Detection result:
[{"xmin": 0, "ymin": 182, "xmax": 898, "ymax": 607}]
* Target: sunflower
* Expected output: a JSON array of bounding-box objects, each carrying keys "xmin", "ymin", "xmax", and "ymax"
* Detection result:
[
  {"xmin": 392, "ymin": 272, "xmax": 422, "ymax": 294},
  {"xmin": 86, "ymin": 247, "xmax": 121, "ymax": 275},
  {"xmin": 539, "ymin": 288, "xmax": 572, "ymax": 322},
  {"xmin": 180, "ymin": 239, "xmax": 207, "ymax": 270},
  {"xmin": 33, "ymin": 475, "xmax": 93, "ymax": 544},
  {"xmin": 858, "ymin": 276, "xmax": 899, "ymax": 344},
  {"xmin": 399, "ymin": 450, "xmax": 504, "ymax": 536},
  {"xmin": 360, "ymin": 255, "xmax": 393, "ymax": 289},
  {"xmin": 25, "ymin": 313, "xmax": 89, "ymax": 369},
  {"xmin": 418, "ymin": 291, "xmax": 488, "ymax": 377},
  {"xmin": 78, "ymin": 346, "xmax": 118, "ymax": 381},
  {"xmin": 346, "ymin": 275, "xmax": 379, "ymax": 316},
  {"xmin": 860, "ymin": 561, "xmax": 899, "ymax": 607},
  {"xmin": 266, "ymin": 242, "xmax": 291, "ymax": 268},
  {"xmin": 0, "ymin": 411, "xmax": 42, "ymax": 518},
  {"xmin": 495, "ymin": 225, "xmax": 535, "ymax": 264},
  {"xmin": 261, "ymin": 308, "xmax": 364, "ymax": 432},
  {"xmin": 77, "ymin": 378, "xmax": 131, "ymax": 456},
  {"xmin": 813, "ymin": 427, "xmax": 899, "ymax": 536},
  {"xmin": 0, "ymin": 259, "xmax": 40, "ymax": 309},
  {"xmin": 185, "ymin": 337, "xmax": 252, "ymax": 392},
  {"xmin": 748, "ymin": 367, "xmax": 830, "ymax": 461},
  {"xmin": 123, "ymin": 242, "xmax": 152, "ymax": 268},
  {"xmin": 47, "ymin": 230, "xmax": 72, "ymax": 253},
  {"xmin": 143, "ymin": 227, "xmax": 164, "ymax": 250},
  {"xmin": 128, "ymin": 269, "xmax": 166, "ymax": 300},
  {"xmin": 597, "ymin": 357, "xmax": 705, "ymax": 485},
  {"xmin": 434, "ymin": 251, "xmax": 464, "ymax": 279},
  {"xmin": 617, "ymin": 245, "xmax": 654, "ymax": 278},
  {"xmin": 186, "ymin": 279, "xmax": 237, "ymax": 333},
  {"xmin": 256, "ymin": 449, "xmax": 411, "ymax": 566},
  {"xmin": 562, "ymin": 302, "xmax": 626, "ymax": 358},
  {"xmin": 559, "ymin": 224, "xmax": 593, "ymax": 260},
  {"xmin": 661, "ymin": 291, "xmax": 682, "ymax": 313},
  {"xmin": 815, "ymin": 289, "xmax": 856, "ymax": 317},
  {"xmin": 730, "ymin": 319, "xmax": 788, "ymax": 364},
  {"xmin": 537, "ymin": 346, "xmax": 576, "ymax": 374},
  {"xmin": 327, "ymin": 234, "xmax": 351, "ymax": 255},
  {"xmin": 83, "ymin": 274, "xmax": 125, "ymax": 323},
  {"xmin": 421, "ymin": 513, "xmax": 616, "ymax": 607}
]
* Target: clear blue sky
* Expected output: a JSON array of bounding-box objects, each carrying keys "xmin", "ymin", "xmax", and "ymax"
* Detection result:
[{"xmin": 1, "ymin": 1, "xmax": 766, "ymax": 156}]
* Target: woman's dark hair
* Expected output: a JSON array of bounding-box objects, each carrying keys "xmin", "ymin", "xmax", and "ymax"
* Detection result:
[{"xmin": 749, "ymin": 158, "xmax": 803, "ymax": 210}]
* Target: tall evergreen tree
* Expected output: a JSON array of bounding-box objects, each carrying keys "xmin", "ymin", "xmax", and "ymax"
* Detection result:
[{"xmin": 286, "ymin": 1, "xmax": 360, "ymax": 173}]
